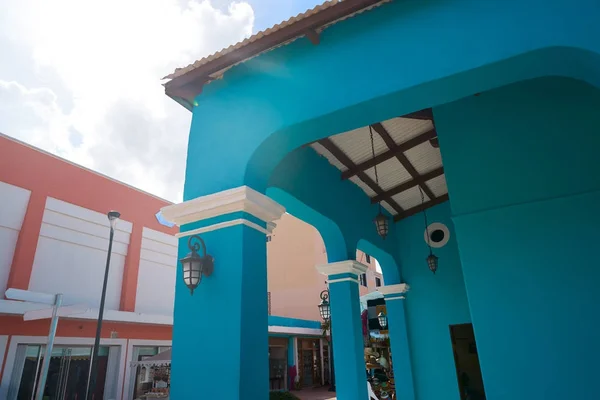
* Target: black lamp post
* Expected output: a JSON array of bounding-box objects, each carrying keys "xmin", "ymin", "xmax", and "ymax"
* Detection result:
[
  {"xmin": 86, "ymin": 210, "xmax": 120, "ymax": 400},
  {"xmin": 318, "ymin": 289, "xmax": 335, "ymax": 392}
]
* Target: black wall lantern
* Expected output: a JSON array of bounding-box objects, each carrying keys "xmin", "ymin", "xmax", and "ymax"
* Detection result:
[
  {"xmin": 378, "ymin": 311, "xmax": 388, "ymax": 329},
  {"xmin": 318, "ymin": 289, "xmax": 331, "ymax": 321},
  {"xmin": 180, "ymin": 235, "xmax": 214, "ymax": 295}
]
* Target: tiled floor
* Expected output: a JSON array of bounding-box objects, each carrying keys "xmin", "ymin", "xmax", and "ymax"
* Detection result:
[{"xmin": 294, "ymin": 387, "xmax": 337, "ymax": 400}]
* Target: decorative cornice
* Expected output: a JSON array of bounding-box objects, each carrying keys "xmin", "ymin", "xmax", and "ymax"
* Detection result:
[
  {"xmin": 316, "ymin": 260, "xmax": 369, "ymax": 278},
  {"xmin": 176, "ymin": 218, "xmax": 275, "ymax": 237},
  {"xmin": 160, "ymin": 186, "xmax": 285, "ymax": 226},
  {"xmin": 378, "ymin": 283, "xmax": 410, "ymax": 297}
]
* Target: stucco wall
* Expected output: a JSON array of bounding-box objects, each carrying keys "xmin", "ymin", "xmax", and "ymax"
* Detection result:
[
  {"xmin": 396, "ymin": 202, "xmax": 471, "ymax": 400},
  {"xmin": 28, "ymin": 197, "xmax": 131, "ymax": 310},
  {"xmin": 435, "ymin": 76, "xmax": 600, "ymax": 400},
  {"xmin": 135, "ymin": 227, "xmax": 177, "ymax": 315},
  {"xmin": 267, "ymin": 213, "xmax": 327, "ymax": 321}
]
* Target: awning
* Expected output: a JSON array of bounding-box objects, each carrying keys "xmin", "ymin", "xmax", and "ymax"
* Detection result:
[{"xmin": 131, "ymin": 349, "xmax": 172, "ymax": 367}]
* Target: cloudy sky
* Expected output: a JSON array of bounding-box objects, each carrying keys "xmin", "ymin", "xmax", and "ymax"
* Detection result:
[{"xmin": 0, "ymin": 0, "xmax": 321, "ymax": 202}]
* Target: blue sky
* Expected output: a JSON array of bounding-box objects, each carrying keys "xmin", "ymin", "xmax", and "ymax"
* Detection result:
[{"xmin": 0, "ymin": 0, "xmax": 322, "ymax": 202}]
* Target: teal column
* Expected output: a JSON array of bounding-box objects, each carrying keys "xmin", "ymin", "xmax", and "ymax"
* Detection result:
[
  {"xmin": 317, "ymin": 260, "xmax": 369, "ymax": 400},
  {"xmin": 379, "ymin": 284, "xmax": 414, "ymax": 400},
  {"xmin": 161, "ymin": 186, "xmax": 285, "ymax": 400}
]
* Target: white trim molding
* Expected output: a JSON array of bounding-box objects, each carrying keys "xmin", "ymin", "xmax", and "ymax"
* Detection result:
[
  {"xmin": 0, "ymin": 300, "xmax": 173, "ymax": 325},
  {"xmin": 378, "ymin": 283, "xmax": 410, "ymax": 300},
  {"xmin": 316, "ymin": 260, "xmax": 369, "ymax": 278},
  {"xmin": 176, "ymin": 218, "xmax": 274, "ymax": 238},
  {"xmin": 160, "ymin": 186, "xmax": 285, "ymax": 227}
]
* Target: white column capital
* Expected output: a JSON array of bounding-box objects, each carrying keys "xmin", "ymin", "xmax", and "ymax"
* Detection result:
[
  {"xmin": 161, "ymin": 186, "xmax": 285, "ymax": 236},
  {"xmin": 377, "ymin": 283, "xmax": 410, "ymax": 300},
  {"xmin": 316, "ymin": 260, "xmax": 368, "ymax": 284}
]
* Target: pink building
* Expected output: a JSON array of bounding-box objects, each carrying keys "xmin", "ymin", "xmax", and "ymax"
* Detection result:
[{"xmin": 0, "ymin": 133, "xmax": 382, "ymax": 398}]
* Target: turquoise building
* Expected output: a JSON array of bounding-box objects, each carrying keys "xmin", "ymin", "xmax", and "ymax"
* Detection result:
[{"xmin": 160, "ymin": 0, "xmax": 600, "ymax": 399}]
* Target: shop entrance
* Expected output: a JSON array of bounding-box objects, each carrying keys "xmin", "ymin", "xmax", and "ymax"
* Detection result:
[
  {"xmin": 298, "ymin": 339, "xmax": 321, "ymax": 388},
  {"xmin": 450, "ymin": 323, "xmax": 487, "ymax": 400},
  {"xmin": 7, "ymin": 344, "xmax": 118, "ymax": 400}
]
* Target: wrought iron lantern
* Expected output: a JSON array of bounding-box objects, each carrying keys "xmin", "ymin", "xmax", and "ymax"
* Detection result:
[
  {"xmin": 427, "ymin": 253, "xmax": 439, "ymax": 274},
  {"xmin": 179, "ymin": 235, "xmax": 214, "ymax": 295},
  {"xmin": 377, "ymin": 311, "xmax": 388, "ymax": 329},
  {"xmin": 419, "ymin": 187, "xmax": 439, "ymax": 275},
  {"xmin": 318, "ymin": 290, "xmax": 331, "ymax": 321},
  {"xmin": 369, "ymin": 125, "xmax": 389, "ymax": 240},
  {"xmin": 374, "ymin": 210, "xmax": 389, "ymax": 240}
]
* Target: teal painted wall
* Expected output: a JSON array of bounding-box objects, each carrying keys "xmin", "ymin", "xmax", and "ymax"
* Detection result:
[
  {"xmin": 396, "ymin": 202, "xmax": 472, "ymax": 400},
  {"xmin": 170, "ymin": 224, "xmax": 269, "ymax": 399},
  {"xmin": 184, "ymin": 0, "xmax": 600, "ymax": 201},
  {"xmin": 268, "ymin": 147, "xmax": 401, "ymax": 281},
  {"xmin": 433, "ymin": 77, "xmax": 600, "ymax": 400},
  {"xmin": 173, "ymin": 0, "xmax": 600, "ymax": 398}
]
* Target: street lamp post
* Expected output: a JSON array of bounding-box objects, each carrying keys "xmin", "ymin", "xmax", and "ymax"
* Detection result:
[
  {"xmin": 318, "ymin": 289, "xmax": 335, "ymax": 392},
  {"xmin": 86, "ymin": 210, "xmax": 120, "ymax": 400}
]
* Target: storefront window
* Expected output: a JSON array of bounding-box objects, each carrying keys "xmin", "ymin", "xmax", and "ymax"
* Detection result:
[
  {"xmin": 268, "ymin": 337, "xmax": 288, "ymax": 391},
  {"xmin": 8, "ymin": 344, "xmax": 116, "ymax": 400},
  {"xmin": 131, "ymin": 346, "xmax": 172, "ymax": 399}
]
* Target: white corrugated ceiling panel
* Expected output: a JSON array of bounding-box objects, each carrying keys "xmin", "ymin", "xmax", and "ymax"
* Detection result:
[
  {"xmin": 364, "ymin": 158, "xmax": 411, "ymax": 191},
  {"xmin": 330, "ymin": 126, "xmax": 388, "ymax": 166},
  {"xmin": 404, "ymin": 142, "xmax": 442, "ymax": 174},
  {"xmin": 311, "ymin": 142, "xmax": 347, "ymax": 171},
  {"xmin": 391, "ymin": 185, "xmax": 429, "ymax": 211},
  {"xmin": 381, "ymin": 118, "xmax": 433, "ymax": 145},
  {"xmin": 426, "ymin": 175, "xmax": 448, "ymax": 198},
  {"xmin": 380, "ymin": 201, "xmax": 397, "ymax": 215}
]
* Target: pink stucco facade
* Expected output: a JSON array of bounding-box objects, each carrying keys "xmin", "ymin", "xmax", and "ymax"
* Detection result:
[{"xmin": 267, "ymin": 213, "xmax": 383, "ymax": 321}]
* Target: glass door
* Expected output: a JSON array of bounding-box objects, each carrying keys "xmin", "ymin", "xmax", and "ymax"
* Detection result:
[
  {"xmin": 37, "ymin": 346, "xmax": 92, "ymax": 400},
  {"xmin": 11, "ymin": 345, "xmax": 113, "ymax": 400}
]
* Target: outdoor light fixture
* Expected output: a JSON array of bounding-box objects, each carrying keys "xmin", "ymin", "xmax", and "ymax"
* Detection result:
[
  {"xmin": 377, "ymin": 311, "xmax": 388, "ymax": 329},
  {"xmin": 318, "ymin": 288, "xmax": 335, "ymax": 391},
  {"xmin": 427, "ymin": 253, "xmax": 439, "ymax": 274},
  {"xmin": 419, "ymin": 187, "xmax": 439, "ymax": 274},
  {"xmin": 374, "ymin": 210, "xmax": 389, "ymax": 240},
  {"xmin": 86, "ymin": 210, "xmax": 120, "ymax": 400},
  {"xmin": 318, "ymin": 289, "xmax": 331, "ymax": 321},
  {"xmin": 179, "ymin": 235, "xmax": 214, "ymax": 295},
  {"xmin": 369, "ymin": 125, "xmax": 389, "ymax": 240},
  {"xmin": 108, "ymin": 210, "xmax": 120, "ymax": 230}
]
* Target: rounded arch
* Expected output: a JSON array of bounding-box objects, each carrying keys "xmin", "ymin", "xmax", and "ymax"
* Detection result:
[
  {"xmin": 357, "ymin": 238, "xmax": 401, "ymax": 285},
  {"xmin": 266, "ymin": 187, "xmax": 348, "ymax": 263},
  {"xmin": 241, "ymin": 46, "xmax": 600, "ymax": 196}
]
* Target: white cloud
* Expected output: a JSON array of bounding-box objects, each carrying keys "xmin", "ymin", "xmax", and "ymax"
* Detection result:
[{"xmin": 0, "ymin": 0, "xmax": 255, "ymax": 202}]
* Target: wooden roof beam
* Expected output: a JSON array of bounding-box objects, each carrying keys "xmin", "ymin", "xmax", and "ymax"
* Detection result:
[
  {"xmin": 400, "ymin": 108, "xmax": 434, "ymax": 120},
  {"xmin": 393, "ymin": 194, "xmax": 450, "ymax": 222},
  {"xmin": 370, "ymin": 166, "xmax": 444, "ymax": 204},
  {"xmin": 319, "ymin": 138, "xmax": 405, "ymax": 215},
  {"xmin": 371, "ymin": 123, "xmax": 437, "ymax": 201},
  {"xmin": 341, "ymin": 128, "xmax": 437, "ymax": 180}
]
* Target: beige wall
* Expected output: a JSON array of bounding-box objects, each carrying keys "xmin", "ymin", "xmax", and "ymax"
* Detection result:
[
  {"xmin": 267, "ymin": 213, "xmax": 328, "ymax": 321},
  {"xmin": 267, "ymin": 213, "xmax": 385, "ymax": 321}
]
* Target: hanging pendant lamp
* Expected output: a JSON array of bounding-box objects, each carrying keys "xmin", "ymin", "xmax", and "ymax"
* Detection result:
[
  {"xmin": 419, "ymin": 186, "xmax": 439, "ymax": 274},
  {"xmin": 369, "ymin": 126, "xmax": 389, "ymax": 240}
]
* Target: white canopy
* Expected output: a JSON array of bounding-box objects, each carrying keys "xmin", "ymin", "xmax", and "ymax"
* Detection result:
[{"xmin": 131, "ymin": 349, "xmax": 172, "ymax": 367}]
